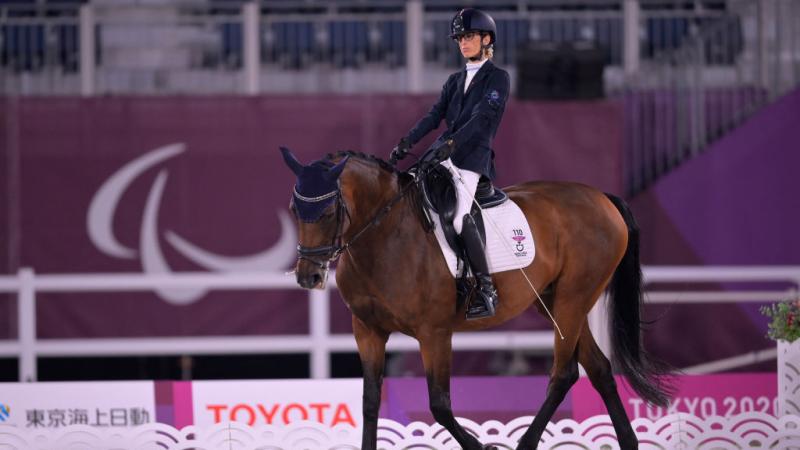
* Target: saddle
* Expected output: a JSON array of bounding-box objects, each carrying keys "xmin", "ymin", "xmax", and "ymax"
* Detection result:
[
  {"xmin": 419, "ymin": 164, "xmax": 507, "ymax": 250},
  {"xmin": 418, "ymin": 164, "xmax": 508, "ymax": 307}
]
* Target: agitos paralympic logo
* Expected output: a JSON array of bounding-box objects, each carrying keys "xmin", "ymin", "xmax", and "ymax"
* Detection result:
[
  {"xmin": 0, "ymin": 404, "xmax": 10, "ymax": 422},
  {"xmin": 86, "ymin": 143, "xmax": 297, "ymax": 305}
]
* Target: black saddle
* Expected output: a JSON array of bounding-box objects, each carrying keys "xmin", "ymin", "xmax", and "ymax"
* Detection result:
[{"xmin": 418, "ymin": 164, "xmax": 507, "ymax": 267}]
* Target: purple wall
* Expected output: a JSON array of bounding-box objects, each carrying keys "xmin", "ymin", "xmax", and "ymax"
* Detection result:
[
  {"xmin": 624, "ymin": 87, "xmax": 768, "ymax": 193},
  {"xmin": 632, "ymin": 87, "xmax": 800, "ymax": 265},
  {"xmin": 631, "ymin": 87, "xmax": 800, "ymax": 369},
  {"xmin": 1, "ymin": 99, "xmax": 17, "ymax": 339},
  {"xmin": 3, "ymin": 88, "xmax": 794, "ymax": 374},
  {"xmin": 0, "ymin": 96, "xmax": 622, "ymax": 346}
]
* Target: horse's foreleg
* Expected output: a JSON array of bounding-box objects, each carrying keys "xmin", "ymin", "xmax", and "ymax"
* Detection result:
[
  {"xmin": 353, "ymin": 316, "xmax": 388, "ymax": 450},
  {"xmin": 418, "ymin": 328, "xmax": 489, "ymax": 450},
  {"xmin": 577, "ymin": 325, "xmax": 638, "ymax": 449}
]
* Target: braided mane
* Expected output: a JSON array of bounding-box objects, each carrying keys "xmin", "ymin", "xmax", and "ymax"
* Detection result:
[
  {"xmin": 324, "ymin": 150, "xmax": 431, "ymax": 232},
  {"xmin": 325, "ymin": 150, "xmax": 401, "ymax": 175}
]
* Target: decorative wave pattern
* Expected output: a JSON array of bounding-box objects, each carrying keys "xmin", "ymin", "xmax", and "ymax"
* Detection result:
[
  {"xmin": 779, "ymin": 340, "xmax": 800, "ymax": 416},
  {"xmin": 1, "ymin": 413, "xmax": 798, "ymax": 450}
]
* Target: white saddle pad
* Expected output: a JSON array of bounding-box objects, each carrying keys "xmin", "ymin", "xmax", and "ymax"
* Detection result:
[{"xmin": 430, "ymin": 199, "xmax": 535, "ymax": 278}]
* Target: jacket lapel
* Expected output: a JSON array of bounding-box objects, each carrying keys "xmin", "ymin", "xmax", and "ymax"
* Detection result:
[
  {"xmin": 453, "ymin": 68, "xmax": 467, "ymax": 114},
  {"xmin": 456, "ymin": 68, "xmax": 467, "ymax": 94}
]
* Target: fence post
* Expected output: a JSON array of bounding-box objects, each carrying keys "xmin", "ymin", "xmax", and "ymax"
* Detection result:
[
  {"xmin": 18, "ymin": 268, "xmax": 36, "ymax": 382},
  {"xmin": 691, "ymin": 36, "xmax": 707, "ymax": 156},
  {"xmin": 405, "ymin": 0, "xmax": 424, "ymax": 93},
  {"xmin": 309, "ymin": 286, "xmax": 331, "ymax": 378},
  {"xmin": 623, "ymin": 0, "xmax": 641, "ymax": 78},
  {"xmin": 79, "ymin": 4, "xmax": 95, "ymax": 96},
  {"xmin": 243, "ymin": 2, "xmax": 260, "ymax": 95},
  {"xmin": 756, "ymin": 0, "xmax": 776, "ymax": 93}
]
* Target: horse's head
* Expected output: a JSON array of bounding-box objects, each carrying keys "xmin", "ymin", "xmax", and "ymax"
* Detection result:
[{"xmin": 281, "ymin": 147, "xmax": 350, "ymax": 289}]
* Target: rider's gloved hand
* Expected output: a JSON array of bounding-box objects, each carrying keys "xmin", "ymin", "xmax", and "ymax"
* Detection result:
[
  {"xmin": 433, "ymin": 138, "xmax": 455, "ymax": 161},
  {"xmin": 389, "ymin": 137, "xmax": 411, "ymax": 165},
  {"xmin": 418, "ymin": 139, "xmax": 455, "ymax": 173}
]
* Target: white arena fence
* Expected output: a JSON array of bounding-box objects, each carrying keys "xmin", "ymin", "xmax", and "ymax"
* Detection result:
[
  {"xmin": 0, "ymin": 266, "xmax": 798, "ymax": 382},
  {"xmin": 1, "ymin": 413, "xmax": 799, "ymax": 449}
]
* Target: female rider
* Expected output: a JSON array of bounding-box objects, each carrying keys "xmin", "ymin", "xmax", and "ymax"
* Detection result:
[{"xmin": 390, "ymin": 8, "xmax": 510, "ymax": 320}]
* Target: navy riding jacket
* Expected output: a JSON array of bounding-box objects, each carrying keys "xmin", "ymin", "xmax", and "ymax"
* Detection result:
[{"xmin": 405, "ymin": 60, "xmax": 510, "ymax": 180}]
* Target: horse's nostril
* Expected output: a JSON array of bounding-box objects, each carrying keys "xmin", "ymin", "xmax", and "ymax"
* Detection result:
[{"xmin": 297, "ymin": 272, "xmax": 323, "ymax": 289}]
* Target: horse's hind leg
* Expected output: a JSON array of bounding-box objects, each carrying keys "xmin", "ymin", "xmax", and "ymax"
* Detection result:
[
  {"xmin": 515, "ymin": 321, "xmax": 580, "ymax": 450},
  {"xmin": 353, "ymin": 317, "xmax": 389, "ymax": 450},
  {"xmin": 516, "ymin": 279, "xmax": 612, "ymax": 450},
  {"xmin": 577, "ymin": 325, "xmax": 639, "ymax": 449},
  {"xmin": 418, "ymin": 328, "xmax": 492, "ymax": 450}
]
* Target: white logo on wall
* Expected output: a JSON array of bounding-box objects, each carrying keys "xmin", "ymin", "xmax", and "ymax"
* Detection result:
[{"xmin": 87, "ymin": 143, "xmax": 296, "ymax": 305}]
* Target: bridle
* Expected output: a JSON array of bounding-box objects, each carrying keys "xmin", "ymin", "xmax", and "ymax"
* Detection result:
[
  {"xmin": 293, "ymin": 186, "xmax": 349, "ymax": 271},
  {"xmin": 293, "ymin": 180, "xmax": 414, "ymax": 271}
]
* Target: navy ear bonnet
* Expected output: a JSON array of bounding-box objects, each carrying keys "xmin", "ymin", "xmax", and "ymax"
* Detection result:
[
  {"xmin": 293, "ymin": 161, "xmax": 339, "ymax": 222},
  {"xmin": 280, "ymin": 147, "xmax": 348, "ymax": 222}
]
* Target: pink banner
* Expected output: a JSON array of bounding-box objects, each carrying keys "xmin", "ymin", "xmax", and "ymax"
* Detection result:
[{"xmin": 572, "ymin": 373, "xmax": 778, "ymax": 421}]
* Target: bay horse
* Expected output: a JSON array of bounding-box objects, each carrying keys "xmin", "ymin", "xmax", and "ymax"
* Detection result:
[{"xmin": 280, "ymin": 148, "xmax": 672, "ymax": 450}]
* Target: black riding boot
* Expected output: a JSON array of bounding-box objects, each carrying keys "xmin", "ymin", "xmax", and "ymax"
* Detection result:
[{"xmin": 460, "ymin": 214, "xmax": 498, "ymax": 320}]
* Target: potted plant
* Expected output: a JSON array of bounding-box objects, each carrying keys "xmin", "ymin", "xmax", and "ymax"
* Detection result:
[{"xmin": 761, "ymin": 299, "xmax": 800, "ymax": 416}]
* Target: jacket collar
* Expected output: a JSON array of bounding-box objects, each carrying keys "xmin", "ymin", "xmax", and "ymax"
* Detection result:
[{"xmin": 464, "ymin": 59, "xmax": 494, "ymax": 96}]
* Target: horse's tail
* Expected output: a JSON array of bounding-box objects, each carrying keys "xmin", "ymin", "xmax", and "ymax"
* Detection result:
[{"xmin": 604, "ymin": 193, "xmax": 674, "ymax": 407}]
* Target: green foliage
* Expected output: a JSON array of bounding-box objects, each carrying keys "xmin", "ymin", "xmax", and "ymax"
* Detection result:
[{"xmin": 761, "ymin": 300, "xmax": 800, "ymax": 343}]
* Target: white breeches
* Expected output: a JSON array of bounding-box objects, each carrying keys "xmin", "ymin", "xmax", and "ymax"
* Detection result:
[{"xmin": 441, "ymin": 158, "xmax": 481, "ymax": 234}]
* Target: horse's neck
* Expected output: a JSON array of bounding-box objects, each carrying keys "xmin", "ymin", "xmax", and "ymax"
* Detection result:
[
  {"xmin": 343, "ymin": 165, "xmax": 420, "ymax": 257},
  {"xmin": 343, "ymin": 162, "xmax": 396, "ymax": 227},
  {"xmin": 339, "ymin": 167, "xmax": 440, "ymax": 328}
]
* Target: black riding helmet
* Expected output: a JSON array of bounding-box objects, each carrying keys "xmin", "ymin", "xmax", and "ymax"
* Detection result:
[{"xmin": 449, "ymin": 8, "xmax": 497, "ymax": 45}]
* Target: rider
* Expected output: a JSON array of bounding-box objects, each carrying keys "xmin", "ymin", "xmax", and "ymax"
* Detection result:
[{"xmin": 391, "ymin": 8, "xmax": 510, "ymax": 320}]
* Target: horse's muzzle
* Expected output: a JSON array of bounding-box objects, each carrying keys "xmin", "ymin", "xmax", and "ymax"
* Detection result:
[{"xmin": 296, "ymin": 266, "xmax": 329, "ymax": 290}]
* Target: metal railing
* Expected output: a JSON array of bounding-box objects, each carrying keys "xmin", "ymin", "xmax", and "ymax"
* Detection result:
[
  {"xmin": 623, "ymin": 0, "xmax": 800, "ymax": 195},
  {"xmin": 0, "ymin": 0, "xmax": 751, "ymax": 95},
  {"xmin": 424, "ymin": 2, "xmax": 732, "ymax": 69},
  {"xmin": 0, "ymin": 5, "xmax": 82, "ymax": 95},
  {"xmin": 260, "ymin": 10, "xmax": 407, "ymax": 70},
  {"xmin": 1, "ymin": 266, "xmax": 797, "ymax": 382}
]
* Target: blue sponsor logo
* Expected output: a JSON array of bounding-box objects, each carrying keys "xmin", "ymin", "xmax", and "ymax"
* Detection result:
[{"xmin": 487, "ymin": 90, "xmax": 501, "ymax": 108}]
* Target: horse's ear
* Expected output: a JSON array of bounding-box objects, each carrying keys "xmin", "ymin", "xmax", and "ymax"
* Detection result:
[
  {"xmin": 325, "ymin": 156, "xmax": 349, "ymax": 181},
  {"xmin": 280, "ymin": 147, "xmax": 304, "ymax": 176}
]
